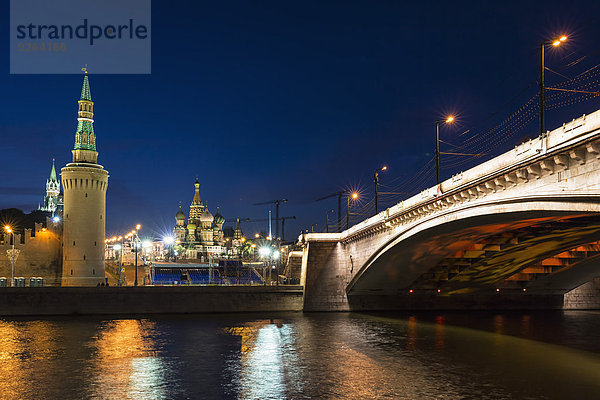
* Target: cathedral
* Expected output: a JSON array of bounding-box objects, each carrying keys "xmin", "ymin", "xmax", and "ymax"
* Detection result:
[
  {"xmin": 173, "ymin": 179, "xmax": 244, "ymax": 260},
  {"xmin": 38, "ymin": 158, "xmax": 63, "ymax": 215}
]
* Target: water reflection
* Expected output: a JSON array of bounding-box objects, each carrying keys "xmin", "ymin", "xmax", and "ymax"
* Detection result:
[
  {"xmin": 87, "ymin": 319, "xmax": 167, "ymax": 399},
  {"xmin": 0, "ymin": 312, "xmax": 599, "ymax": 399},
  {"xmin": 225, "ymin": 320, "xmax": 289, "ymax": 399}
]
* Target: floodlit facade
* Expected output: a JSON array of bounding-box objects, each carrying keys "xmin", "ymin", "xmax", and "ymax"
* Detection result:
[{"xmin": 61, "ymin": 73, "xmax": 109, "ymax": 286}]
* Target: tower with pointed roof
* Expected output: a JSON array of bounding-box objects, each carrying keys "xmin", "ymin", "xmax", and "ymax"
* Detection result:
[
  {"xmin": 188, "ymin": 179, "xmax": 204, "ymax": 225},
  {"xmin": 174, "ymin": 205, "xmax": 186, "ymax": 243},
  {"xmin": 61, "ymin": 72, "xmax": 109, "ymax": 286},
  {"xmin": 39, "ymin": 158, "xmax": 61, "ymax": 214}
]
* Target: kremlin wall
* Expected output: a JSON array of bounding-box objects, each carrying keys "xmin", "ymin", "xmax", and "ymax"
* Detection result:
[{"xmin": 0, "ymin": 222, "xmax": 61, "ymax": 286}]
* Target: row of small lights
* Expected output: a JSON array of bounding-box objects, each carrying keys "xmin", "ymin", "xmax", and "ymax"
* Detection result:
[
  {"xmin": 105, "ymin": 224, "xmax": 149, "ymax": 251},
  {"xmin": 406, "ymin": 288, "xmax": 528, "ymax": 294}
]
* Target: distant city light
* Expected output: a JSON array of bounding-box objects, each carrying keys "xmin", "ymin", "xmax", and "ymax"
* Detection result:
[
  {"xmin": 255, "ymin": 233, "xmax": 260, "ymax": 238},
  {"xmin": 259, "ymin": 247, "xmax": 271, "ymax": 257},
  {"xmin": 4, "ymin": 225, "xmax": 11, "ymax": 233},
  {"xmin": 163, "ymin": 236, "xmax": 175, "ymax": 245},
  {"xmin": 446, "ymin": 116, "xmax": 454, "ymax": 123},
  {"xmin": 136, "ymin": 224, "xmax": 141, "ymax": 230},
  {"xmin": 113, "ymin": 244, "xmax": 122, "ymax": 251},
  {"xmin": 351, "ymin": 192, "xmax": 359, "ymax": 200},
  {"xmin": 52, "ymin": 216, "xmax": 60, "ymax": 223}
]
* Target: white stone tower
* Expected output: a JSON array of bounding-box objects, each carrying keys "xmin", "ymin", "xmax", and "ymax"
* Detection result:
[{"xmin": 61, "ymin": 72, "xmax": 109, "ymax": 286}]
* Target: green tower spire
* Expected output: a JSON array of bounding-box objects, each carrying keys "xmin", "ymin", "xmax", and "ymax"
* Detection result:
[
  {"xmin": 50, "ymin": 157, "xmax": 57, "ymax": 180},
  {"xmin": 80, "ymin": 75, "xmax": 92, "ymax": 101},
  {"xmin": 73, "ymin": 72, "xmax": 97, "ymax": 155}
]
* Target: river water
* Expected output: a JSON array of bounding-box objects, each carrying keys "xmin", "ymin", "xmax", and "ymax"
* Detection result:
[{"xmin": 0, "ymin": 311, "xmax": 599, "ymax": 399}]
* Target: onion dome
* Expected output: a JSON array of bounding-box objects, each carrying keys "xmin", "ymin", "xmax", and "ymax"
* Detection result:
[
  {"xmin": 213, "ymin": 208, "xmax": 225, "ymax": 225},
  {"xmin": 200, "ymin": 208, "xmax": 214, "ymax": 223},
  {"xmin": 176, "ymin": 207, "xmax": 186, "ymax": 221},
  {"xmin": 187, "ymin": 222, "xmax": 196, "ymax": 230}
]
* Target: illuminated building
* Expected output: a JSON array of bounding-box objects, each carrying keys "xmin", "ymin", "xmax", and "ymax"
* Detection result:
[
  {"xmin": 38, "ymin": 158, "xmax": 63, "ymax": 215},
  {"xmin": 61, "ymin": 72, "xmax": 109, "ymax": 286},
  {"xmin": 172, "ymin": 180, "xmax": 242, "ymax": 260}
]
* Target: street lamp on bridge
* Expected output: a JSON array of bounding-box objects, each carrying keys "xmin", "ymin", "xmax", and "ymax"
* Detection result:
[
  {"xmin": 540, "ymin": 35, "xmax": 567, "ymax": 135},
  {"xmin": 435, "ymin": 116, "xmax": 455, "ymax": 184},
  {"xmin": 346, "ymin": 192, "xmax": 359, "ymax": 230},
  {"xmin": 374, "ymin": 165, "xmax": 388, "ymax": 215}
]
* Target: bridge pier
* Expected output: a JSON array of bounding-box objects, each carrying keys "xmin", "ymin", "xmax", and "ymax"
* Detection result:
[
  {"xmin": 564, "ymin": 277, "xmax": 600, "ymax": 309},
  {"xmin": 301, "ymin": 239, "xmax": 351, "ymax": 311}
]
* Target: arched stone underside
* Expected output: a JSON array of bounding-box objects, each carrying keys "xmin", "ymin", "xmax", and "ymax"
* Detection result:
[{"xmin": 347, "ymin": 198, "xmax": 600, "ymax": 296}]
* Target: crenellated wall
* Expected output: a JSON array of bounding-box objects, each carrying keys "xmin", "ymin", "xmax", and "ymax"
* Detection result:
[{"xmin": 0, "ymin": 223, "xmax": 62, "ymax": 285}]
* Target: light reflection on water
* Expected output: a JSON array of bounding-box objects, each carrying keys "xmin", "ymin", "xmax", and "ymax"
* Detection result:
[{"xmin": 0, "ymin": 312, "xmax": 598, "ymax": 399}]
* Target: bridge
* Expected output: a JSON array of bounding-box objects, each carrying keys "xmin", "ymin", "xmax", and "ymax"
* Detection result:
[{"xmin": 296, "ymin": 109, "xmax": 600, "ymax": 311}]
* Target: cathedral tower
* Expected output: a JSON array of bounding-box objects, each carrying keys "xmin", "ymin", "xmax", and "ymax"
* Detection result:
[{"xmin": 61, "ymin": 72, "xmax": 109, "ymax": 286}]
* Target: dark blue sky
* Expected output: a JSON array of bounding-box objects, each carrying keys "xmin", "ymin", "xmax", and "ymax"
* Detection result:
[{"xmin": 2, "ymin": 1, "xmax": 600, "ymax": 240}]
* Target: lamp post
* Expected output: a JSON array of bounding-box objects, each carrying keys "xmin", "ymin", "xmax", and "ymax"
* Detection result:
[
  {"xmin": 540, "ymin": 35, "xmax": 567, "ymax": 135},
  {"xmin": 326, "ymin": 209, "xmax": 335, "ymax": 233},
  {"xmin": 374, "ymin": 166, "xmax": 387, "ymax": 215},
  {"xmin": 346, "ymin": 192, "xmax": 359, "ymax": 230},
  {"xmin": 114, "ymin": 237, "xmax": 123, "ymax": 286},
  {"xmin": 134, "ymin": 224, "xmax": 141, "ymax": 286},
  {"xmin": 435, "ymin": 116, "xmax": 455, "ymax": 184},
  {"xmin": 4, "ymin": 226, "xmax": 15, "ymax": 287}
]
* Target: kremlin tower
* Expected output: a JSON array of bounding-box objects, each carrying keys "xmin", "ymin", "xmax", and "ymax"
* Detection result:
[
  {"xmin": 38, "ymin": 158, "xmax": 61, "ymax": 215},
  {"xmin": 61, "ymin": 72, "xmax": 109, "ymax": 286}
]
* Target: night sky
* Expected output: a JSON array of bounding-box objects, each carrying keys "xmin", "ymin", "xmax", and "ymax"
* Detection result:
[{"xmin": 2, "ymin": 1, "xmax": 600, "ymax": 241}]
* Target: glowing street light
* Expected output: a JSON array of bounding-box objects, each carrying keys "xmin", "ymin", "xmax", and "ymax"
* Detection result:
[
  {"xmin": 540, "ymin": 35, "xmax": 567, "ymax": 135},
  {"xmin": 435, "ymin": 116, "xmax": 455, "ymax": 184},
  {"xmin": 346, "ymin": 192, "xmax": 360, "ymax": 230},
  {"xmin": 4, "ymin": 225, "xmax": 15, "ymax": 286},
  {"xmin": 259, "ymin": 247, "xmax": 271, "ymax": 257},
  {"xmin": 52, "ymin": 216, "xmax": 60, "ymax": 223},
  {"xmin": 163, "ymin": 236, "xmax": 175, "ymax": 246}
]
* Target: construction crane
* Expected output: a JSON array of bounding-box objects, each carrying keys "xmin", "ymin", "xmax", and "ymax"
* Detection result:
[
  {"xmin": 315, "ymin": 191, "xmax": 347, "ymax": 232},
  {"xmin": 253, "ymin": 199, "xmax": 288, "ymax": 239}
]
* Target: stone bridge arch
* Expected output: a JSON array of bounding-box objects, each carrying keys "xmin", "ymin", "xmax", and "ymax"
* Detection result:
[{"xmin": 346, "ymin": 195, "xmax": 600, "ymax": 296}]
